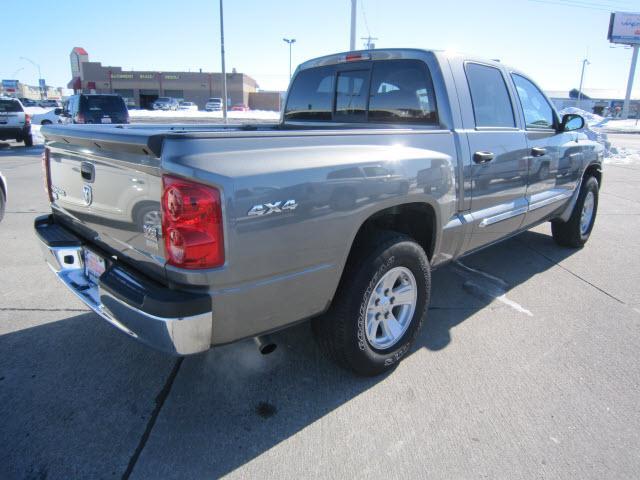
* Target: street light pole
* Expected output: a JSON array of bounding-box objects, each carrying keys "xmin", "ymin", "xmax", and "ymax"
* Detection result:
[
  {"xmin": 577, "ymin": 58, "xmax": 590, "ymax": 106},
  {"xmin": 350, "ymin": 0, "xmax": 357, "ymax": 50},
  {"xmin": 622, "ymin": 44, "xmax": 639, "ymax": 120},
  {"xmin": 283, "ymin": 38, "xmax": 296, "ymax": 81},
  {"xmin": 219, "ymin": 0, "xmax": 228, "ymax": 124},
  {"xmin": 19, "ymin": 56, "xmax": 43, "ymax": 100}
]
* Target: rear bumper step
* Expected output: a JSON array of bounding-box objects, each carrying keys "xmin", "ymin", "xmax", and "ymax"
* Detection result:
[{"xmin": 34, "ymin": 215, "xmax": 212, "ymax": 355}]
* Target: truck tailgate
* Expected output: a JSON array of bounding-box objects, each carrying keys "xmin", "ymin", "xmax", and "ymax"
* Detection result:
[{"xmin": 43, "ymin": 125, "xmax": 167, "ymax": 281}]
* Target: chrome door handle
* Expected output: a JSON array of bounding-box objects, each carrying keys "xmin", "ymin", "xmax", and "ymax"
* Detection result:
[
  {"xmin": 531, "ymin": 147, "xmax": 547, "ymax": 157},
  {"xmin": 473, "ymin": 151, "xmax": 494, "ymax": 164}
]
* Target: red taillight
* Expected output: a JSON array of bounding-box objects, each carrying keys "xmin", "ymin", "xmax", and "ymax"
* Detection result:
[
  {"xmin": 25, "ymin": 114, "xmax": 31, "ymax": 125},
  {"xmin": 75, "ymin": 113, "xmax": 85, "ymax": 124},
  {"xmin": 42, "ymin": 147, "xmax": 53, "ymax": 202},
  {"xmin": 161, "ymin": 175, "xmax": 224, "ymax": 269}
]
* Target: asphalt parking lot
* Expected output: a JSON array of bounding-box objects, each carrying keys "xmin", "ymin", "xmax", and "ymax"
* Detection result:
[{"xmin": 1, "ymin": 134, "xmax": 639, "ymax": 479}]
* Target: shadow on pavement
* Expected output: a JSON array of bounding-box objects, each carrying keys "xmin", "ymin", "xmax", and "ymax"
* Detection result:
[{"xmin": 0, "ymin": 229, "xmax": 578, "ymax": 478}]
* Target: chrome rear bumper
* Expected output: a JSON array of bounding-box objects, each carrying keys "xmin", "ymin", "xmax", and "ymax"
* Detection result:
[{"xmin": 35, "ymin": 215, "xmax": 212, "ymax": 355}]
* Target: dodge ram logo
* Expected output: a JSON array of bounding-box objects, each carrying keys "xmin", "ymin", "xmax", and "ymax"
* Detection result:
[
  {"xmin": 248, "ymin": 199, "xmax": 298, "ymax": 216},
  {"xmin": 82, "ymin": 185, "xmax": 93, "ymax": 206}
]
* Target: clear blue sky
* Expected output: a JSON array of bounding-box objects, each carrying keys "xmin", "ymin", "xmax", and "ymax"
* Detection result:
[{"xmin": 3, "ymin": 0, "xmax": 638, "ymax": 96}]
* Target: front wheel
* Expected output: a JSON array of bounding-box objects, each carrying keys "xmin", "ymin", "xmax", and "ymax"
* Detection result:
[
  {"xmin": 312, "ymin": 232, "xmax": 431, "ymax": 376},
  {"xmin": 551, "ymin": 175, "xmax": 599, "ymax": 248}
]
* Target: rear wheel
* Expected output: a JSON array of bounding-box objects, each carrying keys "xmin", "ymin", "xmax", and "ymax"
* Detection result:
[
  {"xmin": 0, "ymin": 186, "xmax": 5, "ymax": 222},
  {"xmin": 312, "ymin": 232, "xmax": 431, "ymax": 376},
  {"xmin": 24, "ymin": 134, "xmax": 33, "ymax": 147},
  {"xmin": 551, "ymin": 175, "xmax": 599, "ymax": 248}
]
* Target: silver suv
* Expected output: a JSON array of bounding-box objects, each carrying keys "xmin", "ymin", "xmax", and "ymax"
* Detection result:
[
  {"xmin": 0, "ymin": 97, "xmax": 33, "ymax": 147},
  {"xmin": 152, "ymin": 97, "xmax": 179, "ymax": 111}
]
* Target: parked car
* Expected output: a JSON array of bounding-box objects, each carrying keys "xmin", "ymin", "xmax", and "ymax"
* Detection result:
[
  {"xmin": 37, "ymin": 49, "xmax": 602, "ymax": 376},
  {"xmin": 30, "ymin": 108, "xmax": 62, "ymax": 125},
  {"xmin": 0, "ymin": 97, "xmax": 32, "ymax": 146},
  {"xmin": 205, "ymin": 97, "xmax": 223, "ymax": 111},
  {"xmin": 178, "ymin": 101, "xmax": 198, "ymax": 111},
  {"xmin": 152, "ymin": 97, "xmax": 179, "ymax": 111},
  {"xmin": 230, "ymin": 103, "xmax": 250, "ymax": 111},
  {"xmin": 39, "ymin": 99, "xmax": 61, "ymax": 108},
  {"xmin": 18, "ymin": 98, "xmax": 38, "ymax": 107},
  {"xmin": 0, "ymin": 170, "xmax": 6, "ymax": 223},
  {"xmin": 58, "ymin": 94, "xmax": 129, "ymax": 124}
]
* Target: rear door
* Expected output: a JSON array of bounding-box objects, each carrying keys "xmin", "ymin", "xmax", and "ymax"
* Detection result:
[
  {"xmin": 511, "ymin": 74, "xmax": 581, "ymax": 226},
  {"xmin": 462, "ymin": 62, "xmax": 529, "ymax": 251}
]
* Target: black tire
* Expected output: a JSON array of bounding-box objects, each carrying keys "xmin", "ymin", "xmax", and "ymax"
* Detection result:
[
  {"xmin": 24, "ymin": 135, "xmax": 33, "ymax": 147},
  {"xmin": 312, "ymin": 232, "xmax": 431, "ymax": 376},
  {"xmin": 0, "ymin": 185, "xmax": 5, "ymax": 223},
  {"xmin": 551, "ymin": 175, "xmax": 599, "ymax": 248}
]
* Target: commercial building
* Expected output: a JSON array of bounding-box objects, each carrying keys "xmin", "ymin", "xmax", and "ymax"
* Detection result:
[
  {"xmin": 548, "ymin": 88, "xmax": 640, "ymax": 118},
  {"xmin": 67, "ymin": 47, "xmax": 281, "ymax": 111},
  {"xmin": 0, "ymin": 81, "xmax": 64, "ymax": 100}
]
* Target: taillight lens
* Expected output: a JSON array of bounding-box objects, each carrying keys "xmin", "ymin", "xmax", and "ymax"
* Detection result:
[
  {"xmin": 42, "ymin": 147, "xmax": 53, "ymax": 202},
  {"xmin": 161, "ymin": 175, "xmax": 224, "ymax": 269},
  {"xmin": 25, "ymin": 114, "xmax": 31, "ymax": 125},
  {"xmin": 75, "ymin": 113, "xmax": 85, "ymax": 124}
]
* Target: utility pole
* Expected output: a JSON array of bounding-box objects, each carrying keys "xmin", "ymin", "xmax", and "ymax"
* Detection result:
[
  {"xmin": 577, "ymin": 58, "xmax": 590, "ymax": 106},
  {"xmin": 219, "ymin": 0, "xmax": 228, "ymax": 124},
  {"xmin": 622, "ymin": 44, "xmax": 639, "ymax": 120},
  {"xmin": 350, "ymin": 0, "xmax": 357, "ymax": 50},
  {"xmin": 283, "ymin": 38, "xmax": 296, "ymax": 81}
]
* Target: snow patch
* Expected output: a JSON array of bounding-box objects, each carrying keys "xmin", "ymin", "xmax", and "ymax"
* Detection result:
[
  {"xmin": 31, "ymin": 125, "xmax": 45, "ymax": 145},
  {"xmin": 604, "ymin": 146, "xmax": 640, "ymax": 165}
]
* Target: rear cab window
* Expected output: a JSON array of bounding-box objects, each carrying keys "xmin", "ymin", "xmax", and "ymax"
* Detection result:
[
  {"xmin": 82, "ymin": 96, "xmax": 127, "ymax": 114},
  {"xmin": 284, "ymin": 59, "xmax": 438, "ymax": 125},
  {"xmin": 0, "ymin": 99, "xmax": 24, "ymax": 113}
]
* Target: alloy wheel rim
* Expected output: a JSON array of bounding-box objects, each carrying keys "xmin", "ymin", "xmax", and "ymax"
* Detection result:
[
  {"xmin": 365, "ymin": 266, "xmax": 417, "ymax": 350},
  {"xmin": 580, "ymin": 191, "xmax": 595, "ymax": 235}
]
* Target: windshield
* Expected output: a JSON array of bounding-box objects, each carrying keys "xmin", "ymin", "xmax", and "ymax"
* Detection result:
[
  {"xmin": 0, "ymin": 100, "xmax": 23, "ymax": 112},
  {"xmin": 208, "ymin": 98, "xmax": 221, "ymax": 103},
  {"xmin": 84, "ymin": 96, "xmax": 127, "ymax": 114}
]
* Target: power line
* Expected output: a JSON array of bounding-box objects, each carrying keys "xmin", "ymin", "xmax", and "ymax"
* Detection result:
[
  {"xmin": 361, "ymin": 0, "xmax": 371, "ymax": 39},
  {"xmin": 527, "ymin": 0, "xmax": 616, "ymax": 12}
]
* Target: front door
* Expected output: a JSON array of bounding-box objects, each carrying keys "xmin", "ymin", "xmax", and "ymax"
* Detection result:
[
  {"xmin": 463, "ymin": 62, "xmax": 529, "ymax": 251},
  {"xmin": 511, "ymin": 74, "xmax": 582, "ymax": 227}
]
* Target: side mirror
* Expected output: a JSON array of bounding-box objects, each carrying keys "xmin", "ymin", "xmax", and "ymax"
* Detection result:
[
  {"xmin": 561, "ymin": 113, "xmax": 585, "ymax": 132},
  {"xmin": 54, "ymin": 108, "xmax": 63, "ymax": 116}
]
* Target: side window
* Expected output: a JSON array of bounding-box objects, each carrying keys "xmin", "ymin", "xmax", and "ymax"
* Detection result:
[
  {"xmin": 465, "ymin": 63, "xmax": 515, "ymax": 128},
  {"xmin": 284, "ymin": 66, "xmax": 334, "ymax": 121},
  {"xmin": 368, "ymin": 60, "xmax": 438, "ymax": 124},
  {"xmin": 334, "ymin": 70, "xmax": 369, "ymax": 120},
  {"xmin": 512, "ymin": 74, "xmax": 555, "ymax": 129}
]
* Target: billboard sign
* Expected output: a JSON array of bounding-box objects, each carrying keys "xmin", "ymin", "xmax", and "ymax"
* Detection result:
[
  {"xmin": 2, "ymin": 79, "xmax": 19, "ymax": 90},
  {"xmin": 608, "ymin": 12, "xmax": 640, "ymax": 45}
]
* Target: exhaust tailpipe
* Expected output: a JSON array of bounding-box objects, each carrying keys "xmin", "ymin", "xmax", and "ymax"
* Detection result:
[{"xmin": 254, "ymin": 335, "xmax": 277, "ymax": 355}]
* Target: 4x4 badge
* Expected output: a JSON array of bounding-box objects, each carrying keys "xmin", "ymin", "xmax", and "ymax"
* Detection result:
[{"xmin": 248, "ymin": 199, "xmax": 298, "ymax": 216}]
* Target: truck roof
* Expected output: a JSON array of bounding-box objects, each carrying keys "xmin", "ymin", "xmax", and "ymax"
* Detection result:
[{"xmin": 296, "ymin": 48, "xmax": 512, "ymax": 74}]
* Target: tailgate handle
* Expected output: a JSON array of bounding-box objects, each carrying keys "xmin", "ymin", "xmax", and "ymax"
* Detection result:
[{"xmin": 80, "ymin": 162, "xmax": 95, "ymax": 182}]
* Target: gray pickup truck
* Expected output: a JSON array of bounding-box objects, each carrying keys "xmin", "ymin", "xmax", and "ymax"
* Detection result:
[{"xmin": 36, "ymin": 49, "xmax": 603, "ymax": 376}]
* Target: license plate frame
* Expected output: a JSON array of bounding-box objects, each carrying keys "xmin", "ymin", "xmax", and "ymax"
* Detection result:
[
  {"xmin": 84, "ymin": 248, "xmax": 106, "ymax": 285},
  {"xmin": 101, "ymin": 117, "xmax": 112, "ymax": 124}
]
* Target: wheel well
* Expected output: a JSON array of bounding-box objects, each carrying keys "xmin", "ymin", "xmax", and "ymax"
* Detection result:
[
  {"xmin": 584, "ymin": 163, "xmax": 602, "ymax": 189},
  {"xmin": 346, "ymin": 203, "xmax": 436, "ymax": 265}
]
